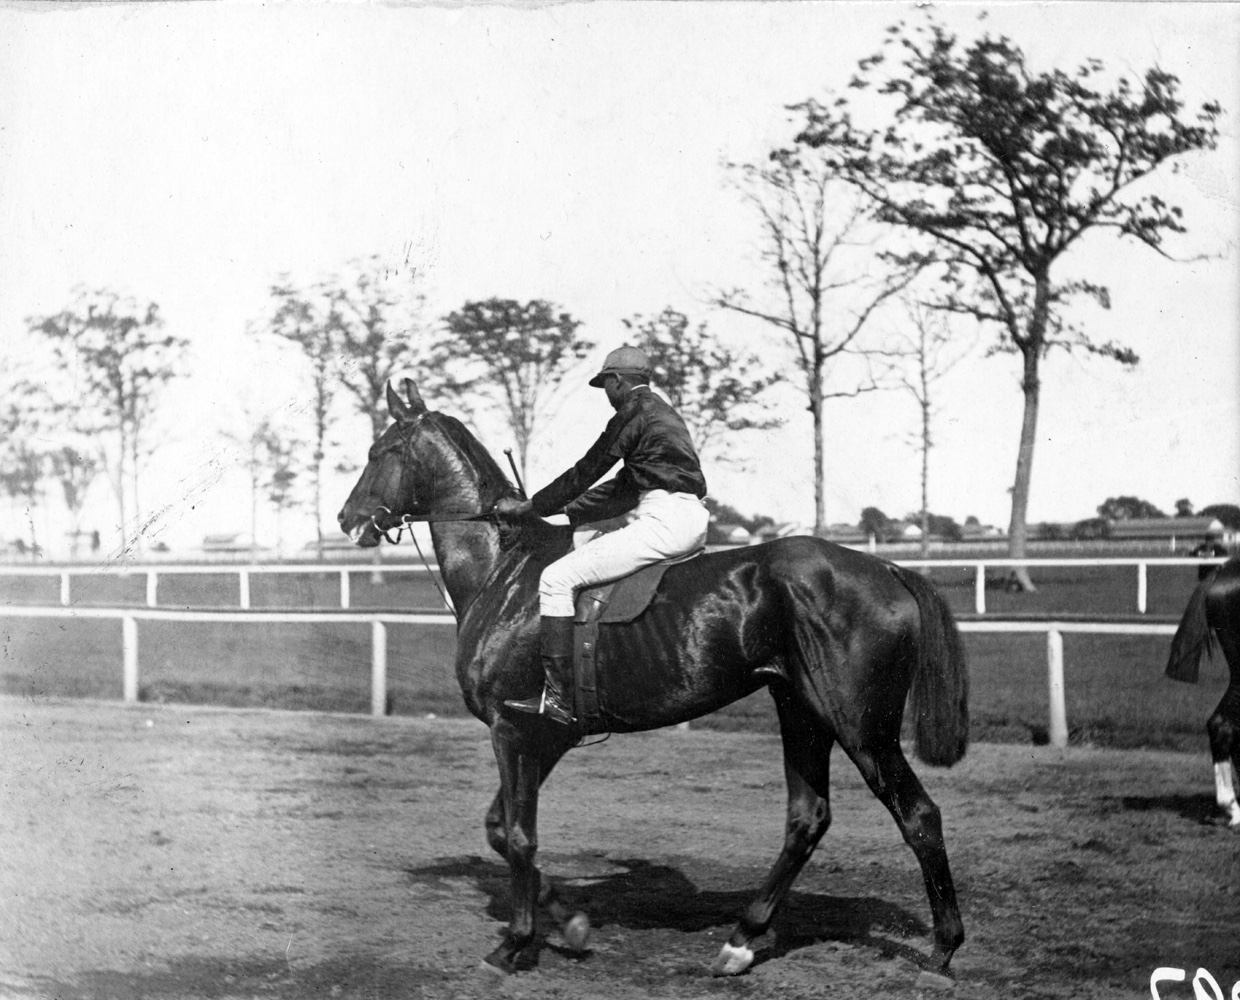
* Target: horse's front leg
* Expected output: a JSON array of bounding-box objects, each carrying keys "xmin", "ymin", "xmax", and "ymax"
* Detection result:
[
  {"xmin": 483, "ymin": 741, "xmax": 591, "ymax": 958},
  {"xmin": 483, "ymin": 720, "xmax": 546, "ymax": 973}
]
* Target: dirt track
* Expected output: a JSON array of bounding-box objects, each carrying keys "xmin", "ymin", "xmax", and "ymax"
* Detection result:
[{"xmin": 2, "ymin": 695, "xmax": 1238, "ymax": 1000}]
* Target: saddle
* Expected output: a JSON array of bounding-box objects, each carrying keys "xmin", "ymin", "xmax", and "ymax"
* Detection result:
[{"xmin": 571, "ymin": 547, "xmax": 704, "ymax": 728}]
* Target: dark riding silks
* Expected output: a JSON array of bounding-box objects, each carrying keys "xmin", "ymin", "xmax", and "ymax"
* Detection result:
[{"xmin": 530, "ymin": 385, "xmax": 707, "ymax": 526}]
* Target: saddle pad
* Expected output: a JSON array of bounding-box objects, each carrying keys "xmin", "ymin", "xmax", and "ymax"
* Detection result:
[{"xmin": 574, "ymin": 547, "xmax": 704, "ymax": 624}]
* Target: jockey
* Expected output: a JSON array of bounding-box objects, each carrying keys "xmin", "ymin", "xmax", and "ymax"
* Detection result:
[{"xmin": 493, "ymin": 345, "xmax": 710, "ymax": 724}]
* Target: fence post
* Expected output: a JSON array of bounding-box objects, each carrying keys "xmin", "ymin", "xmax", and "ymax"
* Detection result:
[
  {"xmin": 1047, "ymin": 628, "xmax": 1067, "ymax": 749},
  {"xmin": 1137, "ymin": 562, "xmax": 1147, "ymax": 614},
  {"xmin": 341, "ymin": 571, "xmax": 351, "ymax": 610},
  {"xmin": 975, "ymin": 564, "xmax": 986, "ymax": 614},
  {"xmin": 238, "ymin": 571, "xmax": 250, "ymax": 610},
  {"xmin": 122, "ymin": 615, "xmax": 139, "ymax": 703},
  {"xmin": 60, "ymin": 572, "xmax": 70, "ymax": 606},
  {"xmin": 371, "ymin": 620, "xmax": 387, "ymax": 717}
]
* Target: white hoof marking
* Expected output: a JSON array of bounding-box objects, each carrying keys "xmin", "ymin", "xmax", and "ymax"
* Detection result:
[
  {"xmin": 710, "ymin": 942, "xmax": 755, "ymax": 976},
  {"xmin": 564, "ymin": 913, "xmax": 590, "ymax": 952}
]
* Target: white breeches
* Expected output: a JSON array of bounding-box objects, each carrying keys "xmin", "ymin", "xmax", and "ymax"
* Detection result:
[{"xmin": 539, "ymin": 490, "xmax": 710, "ymax": 617}]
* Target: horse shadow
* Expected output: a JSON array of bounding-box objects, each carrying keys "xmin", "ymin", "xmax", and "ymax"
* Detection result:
[
  {"xmin": 1118, "ymin": 792, "xmax": 1223, "ymax": 826},
  {"xmin": 405, "ymin": 854, "xmax": 932, "ymax": 971}
]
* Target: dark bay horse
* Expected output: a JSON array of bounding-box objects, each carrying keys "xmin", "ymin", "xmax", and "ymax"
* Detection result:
[
  {"xmin": 337, "ymin": 378, "xmax": 969, "ymax": 977},
  {"xmin": 1165, "ymin": 554, "xmax": 1240, "ymax": 829}
]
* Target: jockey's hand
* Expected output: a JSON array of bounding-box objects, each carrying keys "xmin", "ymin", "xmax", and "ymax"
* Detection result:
[{"xmin": 493, "ymin": 497, "xmax": 533, "ymax": 519}]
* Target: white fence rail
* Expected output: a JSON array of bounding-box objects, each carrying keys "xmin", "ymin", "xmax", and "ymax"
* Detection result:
[
  {"xmin": 0, "ymin": 602, "xmax": 1183, "ymax": 749},
  {"xmin": 0, "ymin": 562, "xmax": 436, "ymax": 610},
  {"xmin": 0, "ymin": 604, "xmax": 454, "ymax": 719},
  {"xmin": 0, "ymin": 556, "xmax": 1227, "ymax": 614},
  {"xmin": 894, "ymin": 556, "xmax": 1227, "ymax": 614}
]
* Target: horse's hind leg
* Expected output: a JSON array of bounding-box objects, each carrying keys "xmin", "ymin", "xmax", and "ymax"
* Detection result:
[
  {"xmin": 712, "ymin": 689, "xmax": 834, "ymax": 976},
  {"xmin": 847, "ymin": 743, "xmax": 964, "ymax": 973},
  {"xmin": 1206, "ymin": 621, "xmax": 1240, "ymax": 828}
]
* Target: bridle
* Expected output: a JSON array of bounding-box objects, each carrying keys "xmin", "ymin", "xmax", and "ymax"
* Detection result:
[
  {"xmin": 366, "ymin": 409, "xmax": 510, "ymax": 545},
  {"xmin": 363, "ymin": 410, "xmax": 521, "ymax": 618}
]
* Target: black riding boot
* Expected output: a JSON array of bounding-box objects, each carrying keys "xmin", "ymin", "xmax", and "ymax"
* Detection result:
[{"xmin": 504, "ymin": 615, "xmax": 576, "ymax": 726}]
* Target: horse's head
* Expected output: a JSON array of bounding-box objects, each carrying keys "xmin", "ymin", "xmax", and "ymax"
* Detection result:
[
  {"xmin": 336, "ymin": 378, "xmax": 440, "ymax": 547},
  {"xmin": 338, "ymin": 377, "xmax": 513, "ymax": 548}
]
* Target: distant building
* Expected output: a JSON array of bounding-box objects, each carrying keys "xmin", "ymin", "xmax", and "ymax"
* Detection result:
[
  {"xmin": 821, "ymin": 524, "xmax": 869, "ymax": 545},
  {"xmin": 709, "ymin": 523, "xmax": 753, "ymax": 546},
  {"xmin": 201, "ymin": 533, "xmax": 269, "ymax": 554},
  {"xmin": 1107, "ymin": 516, "xmax": 1229, "ymax": 548}
]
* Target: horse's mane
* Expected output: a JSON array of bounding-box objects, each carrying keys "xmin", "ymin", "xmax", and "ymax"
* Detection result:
[
  {"xmin": 429, "ymin": 412, "xmax": 513, "ymax": 497},
  {"xmin": 429, "ymin": 412, "xmax": 570, "ymax": 554}
]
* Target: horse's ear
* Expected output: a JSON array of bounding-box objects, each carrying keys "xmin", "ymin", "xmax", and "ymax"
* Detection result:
[
  {"xmin": 386, "ymin": 377, "xmax": 427, "ymax": 423},
  {"xmin": 403, "ymin": 379, "xmax": 427, "ymax": 413},
  {"xmin": 387, "ymin": 380, "xmax": 411, "ymax": 422}
]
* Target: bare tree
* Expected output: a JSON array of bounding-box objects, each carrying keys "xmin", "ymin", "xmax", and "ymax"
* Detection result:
[
  {"xmin": 621, "ymin": 307, "xmax": 783, "ymax": 465},
  {"xmin": 716, "ymin": 154, "xmax": 918, "ymax": 535},
  {"xmin": 28, "ymin": 288, "xmax": 187, "ymax": 555},
  {"xmin": 790, "ymin": 16, "xmax": 1221, "ymax": 587},
  {"xmin": 434, "ymin": 298, "xmax": 593, "ymax": 483},
  {"xmin": 878, "ymin": 298, "xmax": 974, "ymax": 558}
]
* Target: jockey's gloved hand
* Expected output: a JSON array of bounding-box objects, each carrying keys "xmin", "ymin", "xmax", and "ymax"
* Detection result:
[{"xmin": 493, "ymin": 497, "xmax": 533, "ymax": 518}]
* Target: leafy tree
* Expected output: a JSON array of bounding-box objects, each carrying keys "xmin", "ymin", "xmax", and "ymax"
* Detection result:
[
  {"xmin": 434, "ymin": 298, "xmax": 593, "ymax": 482},
  {"xmin": 325, "ymin": 256, "xmax": 428, "ymax": 441},
  {"xmin": 880, "ymin": 297, "xmax": 973, "ymax": 557},
  {"xmin": 1199, "ymin": 504, "xmax": 1240, "ymax": 530},
  {"xmin": 859, "ymin": 505, "xmax": 896, "ymax": 543},
  {"xmin": 906, "ymin": 511, "xmax": 963, "ymax": 542},
  {"xmin": 716, "ymin": 156, "xmax": 918, "ymax": 535},
  {"xmin": 0, "ymin": 384, "xmax": 49, "ymax": 556},
  {"xmin": 28, "ymin": 288, "xmax": 187, "ymax": 554},
  {"xmin": 790, "ymin": 17, "xmax": 1220, "ymax": 588},
  {"xmin": 1035, "ymin": 522, "xmax": 1066, "ymax": 542},
  {"xmin": 49, "ymin": 445, "xmax": 101, "ymax": 558},
  {"xmin": 1097, "ymin": 496, "xmax": 1166, "ymax": 520},
  {"xmin": 1174, "ymin": 498, "xmax": 1195, "ymax": 518},
  {"xmin": 621, "ymin": 307, "xmax": 782, "ymax": 464},
  {"xmin": 1071, "ymin": 516, "xmax": 1111, "ymax": 541},
  {"xmin": 265, "ymin": 278, "xmax": 339, "ymax": 558},
  {"xmin": 264, "ymin": 430, "xmax": 303, "ymax": 557}
]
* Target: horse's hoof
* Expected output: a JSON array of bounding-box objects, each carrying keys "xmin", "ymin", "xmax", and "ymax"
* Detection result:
[
  {"xmin": 477, "ymin": 958, "xmax": 507, "ymax": 977},
  {"xmin": 482, "ymin": 940, "xmax": 539, "ymax": 974},
  {"xmin": 564, "ymin": 913, "xmax": 590, "ymax": 952},
  {"xmin": 916, "ymin": 970, "xmax": 956, "ymax": 991},
  {"xmin": 709, "ymin": 942, "xmax": 754, "ymax": 976}
]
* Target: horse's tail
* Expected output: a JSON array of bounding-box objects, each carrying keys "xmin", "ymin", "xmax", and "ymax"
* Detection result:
[
  {"xmin": 890, "ymin": 565, "xmax": 970, "ymax": 767},
  {"xmin": 1166, "ymin": 567, "xmax": 1221, "ymax": 684}
]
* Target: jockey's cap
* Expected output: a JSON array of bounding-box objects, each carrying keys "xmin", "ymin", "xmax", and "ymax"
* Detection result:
[{"xmin": 589, "ymin": 345, "xmax": 652, "ymax": 387}]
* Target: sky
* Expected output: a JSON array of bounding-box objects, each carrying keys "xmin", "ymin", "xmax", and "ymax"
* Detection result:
[{"xmin": 1, "ymin": 0, "xmax": 1237, "ymax": 557}]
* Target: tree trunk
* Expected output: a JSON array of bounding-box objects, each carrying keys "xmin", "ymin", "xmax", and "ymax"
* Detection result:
[
  {"xmin": 129, "ymin": 429, "xmax": 143, "ymax": 557},
  {"xmin": 115, "ymin": 429, "xmax": 129, "ymax": 552},
  {"xmin": 920, "ymin": 393, "xmax": 930, "ymax": 560},
  {"xmin": 1006, "ymin": 282, "xmax": 1050, "ymax": 593},
  {"xmin": 313, "ymin": 459, "xmax": 324, "ymax": 559},
  {"xmin": 810, "ymin": 374, "xmax": 826, "ymax": 537},
  {"xmin": 250, "ymin": 467, "xmax": 259, "ymax": 561}
]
